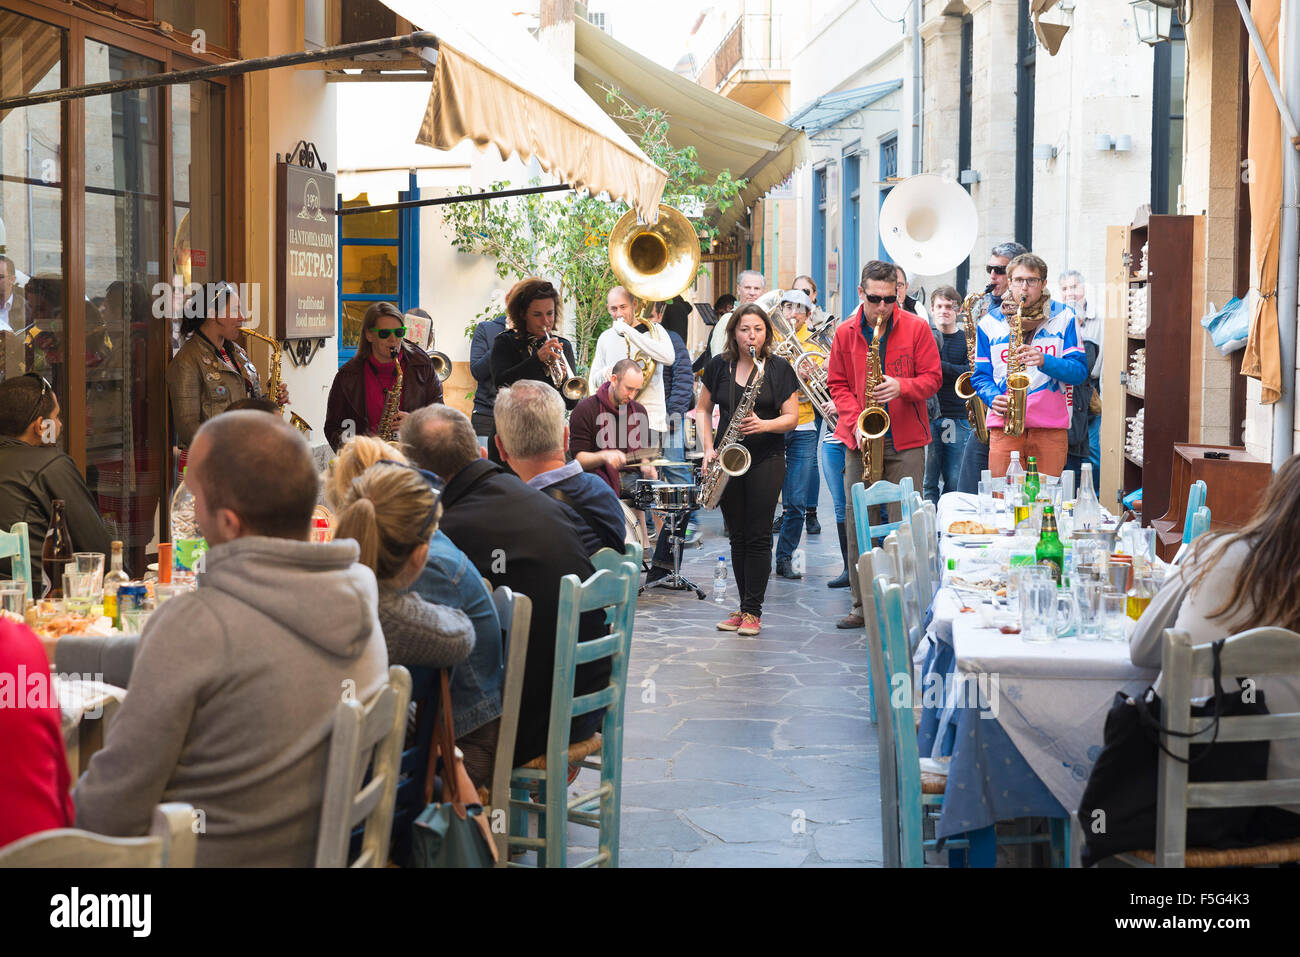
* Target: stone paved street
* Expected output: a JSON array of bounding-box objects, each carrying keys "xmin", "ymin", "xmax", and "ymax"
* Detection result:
[{"xmin": 588, "ymin": 502, "xmax": 884, "ymax": 867}]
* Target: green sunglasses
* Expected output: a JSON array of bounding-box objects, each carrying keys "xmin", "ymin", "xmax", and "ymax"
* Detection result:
[{"xmin": 373, "ymin": 326, "xmax": 407, "ymax": 339}]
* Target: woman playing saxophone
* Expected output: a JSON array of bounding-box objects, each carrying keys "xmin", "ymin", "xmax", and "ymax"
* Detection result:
[{"xmin": 695, "ymin": 304, "xmax": 800, "ymax": 637}]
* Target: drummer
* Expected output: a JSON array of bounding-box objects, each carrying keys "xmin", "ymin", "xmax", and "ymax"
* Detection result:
[{"xmin": 569, "ymin": 358, "xmax": 657, "ymax": 497}]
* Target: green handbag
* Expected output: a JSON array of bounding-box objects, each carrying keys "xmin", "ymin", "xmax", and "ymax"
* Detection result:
[{"xmin": 409, "ymin": 670, "xmax": 497, "ymax": 868}]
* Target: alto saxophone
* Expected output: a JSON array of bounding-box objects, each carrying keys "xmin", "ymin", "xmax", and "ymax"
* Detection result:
[
  {"xmin": 856, "ymin": 316, "xmax": 890, "ymax": 483},
  {"xmin": 699, "ymin": 346, "xmax": 765, "ymax": 509},
  {"xmin": 238, "ymin": 327, "xmax": 311, "ymax": 433},
  {"xmin": 1003, "ymin": 295, "xmax": 1030, "ymax": 437},
  {"xmin": 952, "ymin": 289, "xmax": 990, "ymax": 444},
  {"xmin": 376, "ymin": 354, "xmax": 404, "ymax": 443}
]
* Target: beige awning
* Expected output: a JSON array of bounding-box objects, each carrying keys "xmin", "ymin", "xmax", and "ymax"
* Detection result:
[
  {"xmin": 1032, "ymin": 0, "xmax": 1071, "ymax": 56},
  {"xmin": 572, "ymin": 16, "xmax": 808, "ymax": 235},
  {"xmin": 379, "ymin": 1, "xmax": 666, "ymax": 222}
]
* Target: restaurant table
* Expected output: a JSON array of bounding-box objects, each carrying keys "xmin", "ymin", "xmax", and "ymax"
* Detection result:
[
  {"xmin": 56, "ymin": 676, "xmax": 127, "ymax": 777},
  {"xmin": 918, "ymin": 492, "xmax": 1154, "ymax": 866}
]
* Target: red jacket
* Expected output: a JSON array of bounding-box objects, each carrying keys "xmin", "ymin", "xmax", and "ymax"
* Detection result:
[{"xmin": 827, "ymin": 304, "xmax": 942, "ymax": 452}]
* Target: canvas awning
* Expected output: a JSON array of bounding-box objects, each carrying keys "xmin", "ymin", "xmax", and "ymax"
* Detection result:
[
  {"xmin": 381, "ymin": 0, "xmax": 667, "ymax": 222},
  {"xmin": 572, "ymin": 16, "xmax": 808, "ymax": 235}
]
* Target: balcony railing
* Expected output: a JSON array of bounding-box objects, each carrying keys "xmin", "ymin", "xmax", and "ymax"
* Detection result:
[{"xmin": 697, "ymin": 14, "xmax": 785, "ymax": 92}]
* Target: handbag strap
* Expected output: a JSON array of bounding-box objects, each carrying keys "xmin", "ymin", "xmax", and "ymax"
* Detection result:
[
  {"xmin": 1138, "ymin": 638, "xmax": 1229, "ymax": 765},
  {"xmin": 424, "ymin": 668, "xmax": 468, "ymax": 808}
]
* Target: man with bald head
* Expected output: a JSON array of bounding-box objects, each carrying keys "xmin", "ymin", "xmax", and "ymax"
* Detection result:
[{"xmin": 76, "ymin": 412, "xmax": 388, "ymax": 866}]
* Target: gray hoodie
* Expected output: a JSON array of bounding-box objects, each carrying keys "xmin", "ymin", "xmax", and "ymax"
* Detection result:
[{"xmin": 75, "ymin": 535, "xmax": 389, "ymax": 867}]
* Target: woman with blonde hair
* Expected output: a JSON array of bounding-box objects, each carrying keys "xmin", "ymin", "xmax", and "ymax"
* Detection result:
[{"xmin": 326, "ymin": 436, "xmax": 505, "ymax": 786}]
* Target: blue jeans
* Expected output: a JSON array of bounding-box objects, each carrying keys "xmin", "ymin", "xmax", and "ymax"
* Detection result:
[
  {"xmin": 956, "ymin": 430, "xmax": 989, "ymax": 494},
  {"xmin": 924, "ymin": 416, "xmax": 973, "ymax": 504},
  {"xmin": 805, "ymin": 416, "xmax": 823, "ymax": 514},
  {"xmin": 775, "ymin": 427, "xmax": 819, "ymax": 562},
  {"xmin": 651, "ymin": 423, "xmax": 694, "ymax": 571},
  {"xmin": 821, "ymin": 436, "xmax": 848, "ymax": 522}
]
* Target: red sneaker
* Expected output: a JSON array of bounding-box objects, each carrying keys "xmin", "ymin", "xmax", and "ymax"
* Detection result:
[
  {"xmin": 737, "ymin": 613, "xmax": 762, "ymax": 636},
  {"xmin": 716, "ymin": 610, "xmax": 744, "ymax": 631}
]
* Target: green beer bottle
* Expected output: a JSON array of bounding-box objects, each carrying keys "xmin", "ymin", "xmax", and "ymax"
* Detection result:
[
  {"xmin": 1037, "ymin": 505, "xmax": 1065, "ymax": 586},
  {"xmin": 1024, "ymin": 455, "xmax": 1041, "ymax": 506}
]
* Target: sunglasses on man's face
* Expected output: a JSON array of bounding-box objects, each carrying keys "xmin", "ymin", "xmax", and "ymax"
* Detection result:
[
  {"xmin": 864, "ymin": 294, "xmax": 897, "ymax": 305},
  {"xmin": 373, "ymin": 327, "xmax": 407, "ymax": 340},
  {"xmin": 986, "ymin": 264, "xmax": 1008, "ymax": 275}
]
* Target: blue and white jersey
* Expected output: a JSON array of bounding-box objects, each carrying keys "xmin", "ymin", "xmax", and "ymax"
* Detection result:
[{"xmin": 971, "ymin": 298, "xmax": 1089, "ymax": 431}]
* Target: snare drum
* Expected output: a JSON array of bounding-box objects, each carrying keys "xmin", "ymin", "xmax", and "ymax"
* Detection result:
[{"xmin": 650, "ymin": 483, "xmax": 698, "ymax": 511}]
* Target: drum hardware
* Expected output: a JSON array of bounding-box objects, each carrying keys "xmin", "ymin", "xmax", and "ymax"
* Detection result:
[{"xmin": 634, "ymin": 476, "xmax": 705, "ymax": 598}]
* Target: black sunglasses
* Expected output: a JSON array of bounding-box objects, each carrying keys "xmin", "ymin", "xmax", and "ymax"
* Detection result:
[
  {"xmin": 369, "ymin": 459, "xmax": 445, "ymax": 539},
  {"xmin": 864, "ymin": 294, "xmax": 897, "ymax": 305},
  {"xmin": 986, "ymin": 264, "xmax": 1008, "ymax": 275},
  {"xmin": 22, "ymin": 374, "xmax": 52, "ymax": 428},
  {"xmin": 373, "ymin": 326, "xmax": 407, "ymax": 340}
]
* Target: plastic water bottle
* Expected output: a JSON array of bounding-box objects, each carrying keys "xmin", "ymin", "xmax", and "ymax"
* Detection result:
[
  {"xmin": 792, "ymin": 547, "xmax": 806, "ymax": 577},
  {"xmin": 712, "ymin": 557, "xmax": 728, "ymax": 604}
]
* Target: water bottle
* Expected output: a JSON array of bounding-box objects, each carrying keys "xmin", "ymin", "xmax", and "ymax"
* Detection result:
[
  {"xmin": 792, "ymin": 547, "xmax": 806, "ymax": 577},
  {"xmin": 712, "ymin": 557, "xmax": 728, "ymax": 604}
]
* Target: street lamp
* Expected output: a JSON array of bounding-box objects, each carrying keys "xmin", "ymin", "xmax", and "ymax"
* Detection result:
[{"xmin": 1129, "ymin": 0, "xmax": 1185, "ymax": 45}]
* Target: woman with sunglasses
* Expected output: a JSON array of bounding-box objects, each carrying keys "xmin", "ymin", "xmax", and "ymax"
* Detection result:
[
  {"xmin": 696, "ymin": 304, "xmax": 801, "ymax": 637},
  {"xmin": 489, "ymin": 278, "xmax": 581, "ymax": 409},
  {"xmin": 324, "ymin": 301, "xmax": 444, "ymax": 451},
  {"xmin": 166, "ymin": 281, "xmax": 288, "ymax": 450}
]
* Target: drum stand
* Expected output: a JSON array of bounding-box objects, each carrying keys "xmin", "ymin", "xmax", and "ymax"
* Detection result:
[{"xmin": 640, "ymin": 506, "xmax": 705, "ymax": 600}]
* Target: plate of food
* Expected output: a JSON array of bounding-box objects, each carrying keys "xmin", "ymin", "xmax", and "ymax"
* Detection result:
[{"xmin": 946, "ymin": 519, "xmax": 1000, "ymax": 541}]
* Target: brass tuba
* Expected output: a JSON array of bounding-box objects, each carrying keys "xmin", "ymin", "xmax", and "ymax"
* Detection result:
[
  {"xmin": 1003, "ymin": 296, "xmax": 1030, "ymax": 437},
  {"xmin": 608, "ymin": 204, "xmax": 700, "ymax": 396},
  {"xmin": 856, "ymin": 315, "xmax": 890, "ymax": 483},
  {"xmin": 952, "ymin": 287, "xmax": 991, "ymax": 444},
  {"xmin": 238, "ymin": 327, "xmax": 311, "ymax": 433}
]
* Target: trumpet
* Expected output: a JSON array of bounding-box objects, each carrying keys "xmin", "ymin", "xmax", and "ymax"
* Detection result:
[
  {"xmin": 536, "ymin": 331, "xmax": 589, "ymax": 401},
  {"xmin": 952, "ymin": 285, "xmax": 991, "ymax": 444}
]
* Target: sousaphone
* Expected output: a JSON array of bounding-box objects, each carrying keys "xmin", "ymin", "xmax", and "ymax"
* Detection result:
[{"xmin": 878, "ymin": 174, "xmax": 979, "ymax": 276}]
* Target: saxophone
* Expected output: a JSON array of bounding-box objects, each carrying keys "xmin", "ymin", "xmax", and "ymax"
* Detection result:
[
  {"xmin": 856, "ymin": 316, "xmax": 890, "ymax": 483},
  {"xmin": 699, "ymin": 347, "xmax": 765, "ymax": 509},
  {"xmin": 376, "ymin": 355, "xmax": 404, "ymax": 442},
  {"xmin": 238, "ymin": 327, "xmax": 311, "ymax": 433},
  {"xmin": 1003, "ymin": 295, "xmax": 1030, "ymax": 437},
  {"xmin": 952, "ymin": 289, "xmax": 990, "ymax": 444}
]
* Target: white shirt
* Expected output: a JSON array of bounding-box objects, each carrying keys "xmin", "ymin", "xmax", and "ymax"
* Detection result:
[
  {"xmin": 588, "ymin": 321, "xmax": 675, "ymax": 434},
  {"xmin": 0, "ymin": 293, "xmax": 12, "ymax": 333}
]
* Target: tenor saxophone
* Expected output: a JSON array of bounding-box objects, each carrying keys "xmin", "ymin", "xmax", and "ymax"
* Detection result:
[
  {"xmin": 856, "ymin": 316, "xmax": 890, "ymax": 483},
  {"xmin": 699, "ymin": 347, "xmax": 765, "ymax": 509},
  {"xmin": 952, "ymin": 289, "xmax": 990, "ymax": 444},
  {"xmin": 1003, "ymin": 295, "xmax": 1030, "ymax": 437},
  {"xmin": 238, "ymin": 327, "xmax": 311, "ymax": 433}
]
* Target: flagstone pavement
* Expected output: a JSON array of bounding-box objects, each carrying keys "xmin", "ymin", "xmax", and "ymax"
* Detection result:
[{"xmin": 577, "ymin": 505, "xmax": 884, "ymax": 867}]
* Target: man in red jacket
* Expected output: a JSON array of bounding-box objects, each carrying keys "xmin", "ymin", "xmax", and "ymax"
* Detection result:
[{"xmin": 827, "ymin": 260, "xmax": 942, "ymax": 628}]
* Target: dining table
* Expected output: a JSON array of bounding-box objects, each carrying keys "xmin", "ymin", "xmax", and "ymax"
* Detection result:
[{"xmin": 918, "ymin": 492, "xmax": 1158, "ymax": 866}]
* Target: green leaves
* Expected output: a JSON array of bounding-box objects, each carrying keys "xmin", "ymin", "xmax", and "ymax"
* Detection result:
[{"xmin": 441, "ymin": 85, "xmax": 748, "ymax": 367}]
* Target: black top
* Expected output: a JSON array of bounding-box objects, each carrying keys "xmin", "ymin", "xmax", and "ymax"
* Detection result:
[
  {"xmin": 700, "ymin": 353, "xmax": 800, "ymax": 464},
  {"xmin": 469, "ymin": 315, "xmax": 508, "ymax": 417},
  {"xmin": 489, "ymin": 328, "xmax": 581, "ymax": 410},
  {"xmin": 936, "ymin": 329, "xmax": 970, "ymax": 418}
]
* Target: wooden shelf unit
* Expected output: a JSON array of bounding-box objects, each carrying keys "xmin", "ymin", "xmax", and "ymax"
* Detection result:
[{"xmin": 1101, "ymin": 213, "xmax": 1200, "ymax": 524}]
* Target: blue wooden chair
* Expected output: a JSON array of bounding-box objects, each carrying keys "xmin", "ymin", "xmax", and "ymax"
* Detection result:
[
  {"xmin": 1173, "ymin": 503, "xmax": 1212, "ymax": 566},
  {"xmin": 0, "ymin": 522, "xmax": 32, "ymax": 600},
  {"xmin": 850, "ymin": 476, "xmax": 915, "ymax": 556},
  {"xmin": 485, "ymin": 585, "xmax": 533, "ymax": 867},
  {"xmin": 508, "ymin": 556, "xmax": 639, "ymax": 867},
  {"xmin": 871, "ymin": 573, "xmax": 1071, "ymax": 868}
]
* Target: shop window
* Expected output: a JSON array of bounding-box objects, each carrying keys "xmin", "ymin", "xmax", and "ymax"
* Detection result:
[
  {"xmin": 811, "ymin": 166, "xmax": 827, "ymax": 307},
  {"xmin": 878, "ymin": 135, "xmax": 898, "ymax": 261},
  {"xmin": 337, "ymin": 173, "xmax": 420, "ymax": 364},
  {"xmin": 1151, "ymin": 22, "xmax": 1186, "ymax": 215}
]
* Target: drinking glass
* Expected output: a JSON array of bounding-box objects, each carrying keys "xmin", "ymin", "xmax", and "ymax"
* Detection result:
[
  {"xmin": 1008, "ymin": 553, "xmax": 1039, "ymax": 601},
  {"xmin": 1073, "ymin": 578, "xmax": 1104, "ymax": 641},
  {"xmin": 977, "ymin": 480, "xmax": 996, "ymax": 527},
  {"xmin": 153, "ymin": 582, "xmax": 188, "ymax": 605},
  {"xmin": 73, "ymin": 552, "xmax": 105, "ymax": 601},
  {"xmin": 1021, "ymin": 578, "xmax": 1057, "ymax": 643},
  {"xmin": 62, "ymin": 570, "xmax": 94, "ymax": 616},
  {"xmin": 1054, "ymin": 589, "xmax": 1079, "ymax": 638},
  {"xmin": 0, "ymin": 581, "xmax": 27, "ymax": 617},
  {"xmin": 1102, "ymin": 592, "xmax": 1128, "ymax": 641}
]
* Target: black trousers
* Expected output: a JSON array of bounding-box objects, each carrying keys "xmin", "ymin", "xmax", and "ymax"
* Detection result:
[{"xmin": 718, "ymin": 452, "xmax": 785, "ymax": 617}]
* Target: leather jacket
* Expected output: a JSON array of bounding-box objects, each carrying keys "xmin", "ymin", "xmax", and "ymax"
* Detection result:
[
  {"xmin": 324, "ymin": 341, "xmax": 444, "ymax": 451},
  {"xmin": 166, "ymin": 331, "xmax": 262, "ymax": 449}
]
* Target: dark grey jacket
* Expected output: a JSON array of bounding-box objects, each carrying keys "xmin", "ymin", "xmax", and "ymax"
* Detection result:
[{"xmin": 0, "ymin": 437, "xmax": 111, "ymax": 586}]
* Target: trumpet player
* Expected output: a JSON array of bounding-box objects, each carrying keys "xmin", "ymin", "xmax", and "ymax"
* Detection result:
[
  {"xmin": 827, "ymin": 261, "xmax": 941, "ymax": 630},
  {"xmin": 971, "ymin": 253, "xmax": 1088, "ymax": 478},
  {"xmin": 489, "ymin": 278, "xmax": 582, "ymax": 410},
  {"xmin": 324, "ymin": 301, "xmax": 445, "ymax": 451},
  {"xmin": 773, "ymin": 289, "xmax": 836, "ymax": 580}
]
